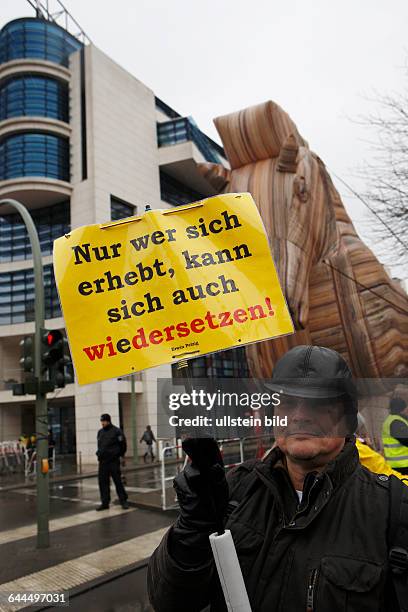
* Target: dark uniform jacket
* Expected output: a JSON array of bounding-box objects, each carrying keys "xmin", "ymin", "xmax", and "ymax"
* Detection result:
[
  {"xmin": 390, "ymin": 416, "xmax": 408, "ymax": 446},
  {"xmin": 97, "ymin": 424, "xmax": 127, "ymax": 462},
  {"xmin": 148, "ymin": 439, "xmax": 405, "ymax": 612}
]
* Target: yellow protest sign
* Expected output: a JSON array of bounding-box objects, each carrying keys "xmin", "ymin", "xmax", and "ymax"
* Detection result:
[{"xmin": 53, "ymin": 193, "xmax": 294, "ymax": 385}]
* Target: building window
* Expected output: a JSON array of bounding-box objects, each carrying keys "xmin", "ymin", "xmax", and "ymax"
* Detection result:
[
  {"xmin": 0, "ymin": 75, "xmax": 69, "ymax": 122},
  {"xmin": 0, "ymin": 264, "xmax": 60, "ymax": 325},
  {"xmin": 157, "ymin": 117, "xmax": 225, "ymax": 164},
  {"xmin": 0, "ymin": 132, "xmax": 70, "ymax": 181},
  {"xmin": 110, "ymin": 196, "xmax": 135, "ymax": 221},
  {"xmin": 173, "ymin": 347, "xmax": 250, "ymax": 379},
  {"xmin": 0, "ymin": 202, "xmax": 70, "ymax": 262},
  {"xmin": 0, "ymin": 18, "xmax": 83, "ymax": 67},
  {"xmin": 160, "ymin": 170, "xmax": 204, "ymax": 206}
]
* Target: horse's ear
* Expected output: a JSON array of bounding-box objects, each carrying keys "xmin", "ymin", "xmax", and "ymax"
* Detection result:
[{"xmin": 277, "ymin": 133, "xmax": 298, "ymax": 173}]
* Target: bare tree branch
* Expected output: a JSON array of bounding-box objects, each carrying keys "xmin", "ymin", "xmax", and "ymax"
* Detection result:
[{"xmin": 352, "ymin": 80, "xmax": 408, "ymax": 270}]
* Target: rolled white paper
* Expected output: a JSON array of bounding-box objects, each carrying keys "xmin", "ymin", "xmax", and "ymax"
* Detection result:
[{"xmin": 209, "ymin": 529, "xmax": 252, "ymax": 612}]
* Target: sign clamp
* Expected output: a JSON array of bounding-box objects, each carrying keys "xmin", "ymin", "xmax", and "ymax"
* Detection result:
[{"xmin": 99, "ymin": 202, "xmax": 204, "ymax": 230}]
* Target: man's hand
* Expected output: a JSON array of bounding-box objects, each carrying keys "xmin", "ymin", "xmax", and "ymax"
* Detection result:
[
  {"xmin": 177, "ymin": 436, "xmax": 228, "ymax": 529},
  {"xmin": 170, "ymin": 439, "xmax": 229, "ymax": 566},
  {"xmin": 173, "ymin": 461, "xmax": 229, "ymax": 532}
]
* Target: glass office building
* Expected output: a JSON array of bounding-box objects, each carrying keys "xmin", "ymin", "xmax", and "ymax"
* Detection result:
[
  {"xmin": 0, "ymin": 15, "xmax": 246, "ymax": 463},
  {"xmin": 0, "ymin": 18, "xmax": 82, "ymax": 65},
  {"xmin": 0, "ymin": 18, "xmax": 81, "ymax": 453}
]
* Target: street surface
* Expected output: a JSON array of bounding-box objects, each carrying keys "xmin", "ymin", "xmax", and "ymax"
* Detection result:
[
  {"xmin": 0, "ymin": 464, "xmax": 176, "ymax": 612},
  {"xmin": 0, "ymin": 449, "xmax": 248, "ymax": 610}
]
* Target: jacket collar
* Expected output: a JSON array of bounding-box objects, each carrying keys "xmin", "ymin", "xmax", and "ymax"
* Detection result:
[
  {"xmin": 257, "ymin": 436, "xmax": 359, "ymax": 492},
  {"xmin": 252, "ymin": 437, "xmax": 359, "ymax": 525}
]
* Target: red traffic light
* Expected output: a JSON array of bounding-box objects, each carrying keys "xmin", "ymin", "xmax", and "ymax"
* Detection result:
[
  {"xmin": 41, "ymin": 329, "xmax": 64, "ymax": 368},
  {"xmin": 45, "ymin": 330, "xmax": 62, "ymax": 347},
  {"xmin": 47, "ymin": 331, "xmax": 57, "ymax": 346}
]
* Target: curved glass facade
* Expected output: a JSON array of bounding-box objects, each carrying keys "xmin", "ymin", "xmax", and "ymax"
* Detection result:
[
  {"xmin": 0, "ymin": 202, "xmax": 70, "ymax": 262},
  {"xmin": 0, "ymin": 264, "xmax": 60, "ymax": 325},
  {"xmin": 0, "ymin": 18, "xmax": 82, "ymax": 67},
  {"xmin": 0, "ymin": 132, "xmax": 70, "ymax": 181},
  {"xmin": 0, "ymin": 75, "xmax": 69, "ymax": 122}
]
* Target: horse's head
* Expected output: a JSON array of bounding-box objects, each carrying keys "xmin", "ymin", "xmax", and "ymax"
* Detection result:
[{"xmin": 202, "ymin": 100, "xmax": 338, "ymax": 330}]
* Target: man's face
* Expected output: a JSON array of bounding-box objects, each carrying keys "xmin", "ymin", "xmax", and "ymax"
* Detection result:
[
  {"xmin": 100, "ymin": 420, "xmax": 109, "ymax": 428},
  {"xmin": 274, "ymin": 395, "xmax": 346, "ymax": 463}
]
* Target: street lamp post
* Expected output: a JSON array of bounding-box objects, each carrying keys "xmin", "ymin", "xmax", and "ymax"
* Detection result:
[{"xmin": 0, "ymin": 198, "xmax": 49, "ymax": 548}]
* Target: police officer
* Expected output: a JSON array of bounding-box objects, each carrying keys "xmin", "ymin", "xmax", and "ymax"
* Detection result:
[
  {"xmin": 96, "ymin": 413, "xmax": 129, "ymax": 510},
  {"xmin": 382, "ymin": 397, "xmax": 408, "ymax": 475}
]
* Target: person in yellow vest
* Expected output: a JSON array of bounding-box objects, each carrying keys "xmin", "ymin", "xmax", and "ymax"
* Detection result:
[
  {"xmin": 356, "ymin": 412, "xmax": 408, "ymax": 483},
  {"xmin": 382, "ymin": 397, "xmax": 408, "ymax": 476}
]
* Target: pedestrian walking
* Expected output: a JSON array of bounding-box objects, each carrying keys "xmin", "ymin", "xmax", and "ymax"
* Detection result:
[
  {"xmin": 148, "ymin": 345, "xmax": 408, "ymax": 612},
  {"xmin": 140, "ymin": 425, "xmax": 156, "ymax": 463},
  {"xmin": 96, "ymin": 413, "xmax": 129, "ymax": 511}
]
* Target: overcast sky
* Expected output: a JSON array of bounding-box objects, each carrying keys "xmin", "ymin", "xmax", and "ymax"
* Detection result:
[{"xmin": 3, "ymin": 0, "xmax": 408, "ymax": 275}]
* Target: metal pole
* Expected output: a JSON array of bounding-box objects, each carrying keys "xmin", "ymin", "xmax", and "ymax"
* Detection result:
[
  {"xmin": 0, "ymin": 199, "xmax": 49, "ymax": 548},
  {"xmin": 160, "ymin": 443, "xmax": 166, "ymax": 511},
  {"xmin": 130, "ymin": 374, "xmax": 138, "ymax": 465}
]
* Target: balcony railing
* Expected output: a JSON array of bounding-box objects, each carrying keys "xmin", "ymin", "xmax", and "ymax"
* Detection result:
[{"xmin": 157, "ymin": 117, "xmax": 225, "ymax": 164}]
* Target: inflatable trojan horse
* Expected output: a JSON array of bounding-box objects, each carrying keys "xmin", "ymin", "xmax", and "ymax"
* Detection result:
[{"xmin": 198, "ymin": 101, "xmax": 408, "ymax": 385}]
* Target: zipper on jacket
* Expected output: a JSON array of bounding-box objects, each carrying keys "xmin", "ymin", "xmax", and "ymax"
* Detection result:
[
  {"xmin": 292, "ymin": 476, "xmax": 320, "ymax": 522},
  {"xmin": 306, "ymin": 568, "xmax": 319, "ymax": 612}
]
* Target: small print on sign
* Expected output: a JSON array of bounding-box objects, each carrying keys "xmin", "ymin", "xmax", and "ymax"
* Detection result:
[{"xmin": 53, "ymin": 193, "xmax": 294, "ymax": 384}]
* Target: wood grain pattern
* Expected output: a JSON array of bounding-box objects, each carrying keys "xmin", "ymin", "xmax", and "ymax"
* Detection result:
[{"xmin": 199, "ymin": 100, "xmax": 408, "ymax": 378}]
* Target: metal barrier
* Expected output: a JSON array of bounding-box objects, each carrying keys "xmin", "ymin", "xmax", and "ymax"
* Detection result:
[
  {"xmin": 159, "ymin": 441, "xmax": 185, "ymax": 511},
  {"xmin": 24, "ymin": 448, "xmax": 36, "ymax": 477},
  {"xmin": 159, "ymin": 434, "xmax": 275, "ymax": 511},
  {"xmin": 218, "ymin": 437, "xmax": 244, "ymax": 469},
  {"xmin": 0, "ymin": 440, "xmax": 25, "ymax": 474},
  {"xmin": 24, "ymin": 447, "xmax": 56, "ymax": 478},
  {"xmin": 242, "ymin": 434, "xmax": 275, "ymax": 461}
]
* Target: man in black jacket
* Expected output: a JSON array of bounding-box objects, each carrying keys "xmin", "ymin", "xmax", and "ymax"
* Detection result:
[
  {"xmin": 148, "ymin": 346, "xmax": 408, "ymax": 611},
  {"xmin": 96, "ymin": 413, "xmax": 129, "ymax": 510}
]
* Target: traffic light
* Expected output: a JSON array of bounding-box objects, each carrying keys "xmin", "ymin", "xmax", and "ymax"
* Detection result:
[
  {"xmin": 41, "ymin": 329, "xmax": 63, "ymax": 369},
  {"xmin": 20, "ymin": 336, "xmax": 34, "ymax": 373},
  {"xmin": 14, "ymin": 335, "xmax": 36, "ymax": 395},
  {"xmin": 55, "ymin": 335, "xmax": 73, "ymax": 388},
  {"xmin": 41, "ymin": 330, "xmax": 73, "ymax": 388}
]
